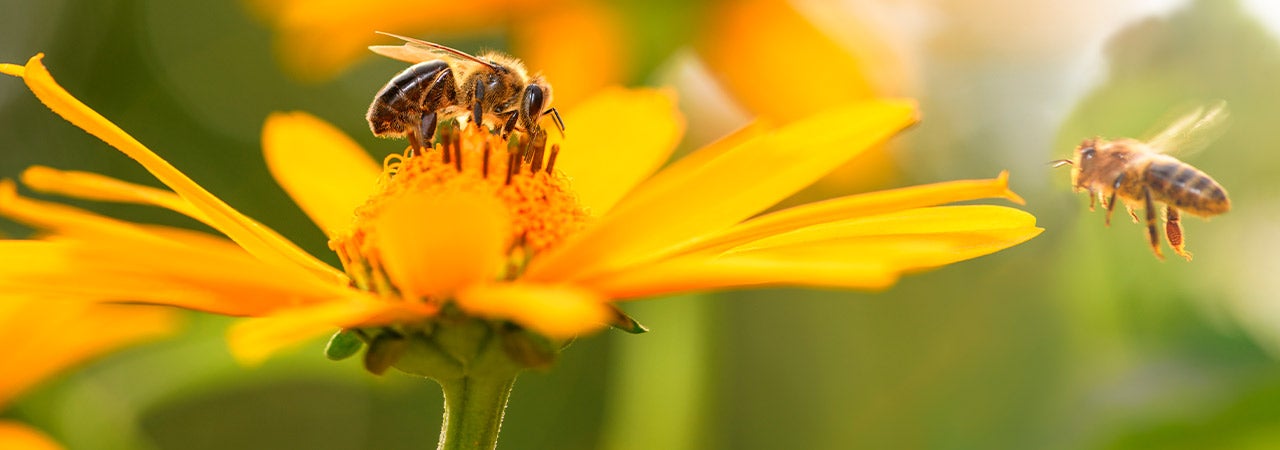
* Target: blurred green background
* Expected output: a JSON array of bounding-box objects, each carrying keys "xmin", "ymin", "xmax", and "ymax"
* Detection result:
[{"xmin": 4, "ymin": 0, "xmax": 1280, "ymax": 448}]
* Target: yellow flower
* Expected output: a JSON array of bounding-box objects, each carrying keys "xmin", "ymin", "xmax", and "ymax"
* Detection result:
[
  {"xmin": 0, "ymin": 299, "xmax": 177, "ymax": 450},
  {"xmin": 0, "ymin": 54, "xmax": 1040, "ymax": 368}
]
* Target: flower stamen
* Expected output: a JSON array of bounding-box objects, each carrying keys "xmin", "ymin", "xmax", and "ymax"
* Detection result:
[
  {"xmin": 330, "ymin": 122, "xmax": 590, "ymax": 304},
  {"xmin": 546, "ymin": 144, "xmax": 561, "ymax": 174}
]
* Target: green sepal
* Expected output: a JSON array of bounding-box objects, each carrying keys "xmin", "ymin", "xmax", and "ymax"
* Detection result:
[
  {"xmin": 324, "ymin": 329, "xmax": 364, "ymax": 361},
  {"xmin": 364, "ymin": 333, "xmax": 409, "ymax": 375},
  {"xmin": 499, "ymin": 326, "xmax": 558, "ymax": 370},
  {"xmin": 607, "ymin": 305, "xmax": 649, "ymax": 334}
]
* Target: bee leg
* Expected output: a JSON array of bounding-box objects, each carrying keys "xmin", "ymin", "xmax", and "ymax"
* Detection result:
[
  {"xmin": 545, "ymin": 107, "xmax": 566, "ymax": 137},
  {"xmin": 418, "ymin": 66, "xmax": 456, "ymax": 138},
  {"xmin": 1143, "ymin": 187, "xmax": 1164, "ymax": 260},
  {"xmin": 1103, "ymin": 192, "xmax": 1116, "ymax": 226},
  {"xmin": 472, "ymin": 81, "xmax": 487, "ymax": 130},
  {"xmin": 1088, "ymin": 190, "xmax": 1096, "ymax": 211},
  {"xmin": 499, "ymin": 110, "xmax": 519, "ymax": 138},
  {"xmin": 1166, "ymin": 207, "xmax": 1191, "ymax": 261},
  {"xmin": 1105, "ymin": 173, "xmax": 1125, "ymax": 226},
  {"xmin": 1126, "ymin": 205, "xmax": 1140, "ymax": 223},
  {"xmin": 417, "ymin": 111, "xmax": 437, "ymax": 152}
]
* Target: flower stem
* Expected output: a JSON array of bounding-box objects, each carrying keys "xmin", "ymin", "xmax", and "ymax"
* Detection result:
[{"xmin": 436, "ymin": 373, "xmax": 519, "ymax": 450}]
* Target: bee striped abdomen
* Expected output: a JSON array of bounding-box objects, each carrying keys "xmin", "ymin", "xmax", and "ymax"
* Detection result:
[
  {"xmin": 1145, "ymin": 160, "xmax": 1230, "ymax": 216},
  {"xmin": 367, "ymin": 60, "xmax": 452, "ymax": 136}
]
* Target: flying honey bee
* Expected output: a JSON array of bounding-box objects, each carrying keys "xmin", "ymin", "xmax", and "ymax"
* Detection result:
[
  {"xmin": 1053, "ymin": 102, "xmax": 1231, "ymax": 261},
  {"xmin": 365, "ymin": 32, "xmax": 565, "ymax": 154}
]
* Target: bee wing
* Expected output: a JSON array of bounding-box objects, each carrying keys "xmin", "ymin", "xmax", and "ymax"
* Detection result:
[
  {"xmin": 1144, "ymin": 100, "xmax": 1230, "ymax": 156},
  {"xmin": 368, "ymin": 31, "xmax": 498, "ymax": 70},
  {"xmin": 368, "ymin": 43, "xmax": 444, "ymax": 64}
]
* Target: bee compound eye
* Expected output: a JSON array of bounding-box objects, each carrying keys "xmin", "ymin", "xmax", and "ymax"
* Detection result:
[
  {"xmin": 1082, "ymin": 147, "xmax": 1096, "ymax": 159},
  {"xmin": 523, "ymin": 85, "xmax": 546, "ymax": 112}
]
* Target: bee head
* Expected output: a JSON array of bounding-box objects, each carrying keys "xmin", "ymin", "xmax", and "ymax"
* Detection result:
[
  {"xmin": 1069, "ymin": 138, "xmax": 1103, "ymax": 189},
  {"xmin": 519, "ymin": 76, "xmax": 556, "ymax": 133}
]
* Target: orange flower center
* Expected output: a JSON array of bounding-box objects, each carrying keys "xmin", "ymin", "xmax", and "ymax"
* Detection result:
[{"xmin": 329, "ymin": 124, "xmax": 590, "ymax": 298}]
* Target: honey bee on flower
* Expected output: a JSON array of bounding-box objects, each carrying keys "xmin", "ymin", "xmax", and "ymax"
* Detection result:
[{"xmin": 366, "ymin": 32, "xmax": 564, "ymax": 155}]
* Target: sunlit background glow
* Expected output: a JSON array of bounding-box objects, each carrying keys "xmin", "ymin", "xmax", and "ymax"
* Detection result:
[{"xmin": 3, "ymin": 0, "xmax": 1280, "ymax": 448}]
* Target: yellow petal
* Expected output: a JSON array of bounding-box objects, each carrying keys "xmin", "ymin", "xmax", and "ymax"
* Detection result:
[
  {"xmin": 5, "ymin": 54, "xmax": 344, "ymax": 285},
  {"xmin": 0, "ymin": 422, "xmax": 62, "ymax": 450},
  {"xmin": 584, "ymin": 254, "xmax": 897, "ymax": 299},
  {"xmin": 698, "ymin": 0, "xmax": 913, "ymax": 196},
  {"xmin": 725, "ymin": 206, "xmax": 1043, "ymax": 271},
  {"xmin": 456, "ymin": 283, "xmax": 609, "ymax": 339},
  {"xmin": 0, "ymin": 299, "xmax": 177, "ymax": 409},
  {"xmin": 733, "ymin": 205, "xmax": 1038, "ymax": 251},
  {"xmin": 373, "ymin": 191, "xmax": 510, "ymax": 299},
  {"xmin": 526, "ymin": 99, "xmax": 916, "ymax": 282},
  {"xmin": 19, "ymin": 167, "xmax": 354, "ymax": 281},
  {"xmin": 0, "ymin": 179, "xmax": 191, "ymax": 248},
  {"xmin": 585, "ymin": 205, "xmax": 1040, "ymax": 298},
  {"xmin": 21, "ymin": 166, "xmax": 202, "ymax": 219},
  {"xmin": 738, "ymin": 228, "xmax": 1043, "ymax": 273},
  {"xmin": 681, "ymin": 171, "xmax": 1025, "ymax": 255},
  {"xmin": 227, "ymin": 299, "xmax": 433, "ymax": 365},
  {"xmin": 262, "ymin": 111, "xmax": 381, "ymax": 236},
  {"xmin": 608, "ymin": 121, "xmax": 768, "ymax": 213},
  {"xmin": 0, "ymin": 239, "xmax": 345, "ymax": 317},
  {"xmin": 548, "ymin": 87, "xmax": 684, "ymax": 217},
  {"xmin": 0, "ymin": 184, "xmax": 351, "ymax": 314},
  {"xmin": 0, "ymin": 63, "xmax": 24, "ymax": 77},
  {"xmin": 0, "ymin": 183, "xmax": 349, "ymax": 313}
]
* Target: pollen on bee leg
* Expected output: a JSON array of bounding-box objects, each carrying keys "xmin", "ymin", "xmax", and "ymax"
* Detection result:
[{"xmin": 1166, "ymin": 207, "xmax": 1191, "ymax": 261}]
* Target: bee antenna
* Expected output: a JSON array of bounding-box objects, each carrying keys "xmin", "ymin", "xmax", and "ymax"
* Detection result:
[{"xmin": 1049, "ymin": 159, "xmax": 1074, "ymax": 168}]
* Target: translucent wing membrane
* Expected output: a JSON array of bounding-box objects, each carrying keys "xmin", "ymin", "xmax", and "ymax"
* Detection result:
[
  {"xmin": 1144, "ymin": 100, "xmax": 1230, "ymax": 157},
  {"xmin": 368, "ymin": 31, "xmax": 498, "ymax": 70}
]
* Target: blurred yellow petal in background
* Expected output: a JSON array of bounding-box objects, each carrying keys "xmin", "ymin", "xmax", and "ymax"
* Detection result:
[
  {"xmin": 511, "ymin": 1, "xmax": 631, "ymax": 107},
  {"xmin": 0, "ymin": 300, "xmax": 178, "ymax": 408},
  {"xmin": 698, "ymin": 0, "xmax": 913, "ymax": 196},
  {"xmin": 243, "ymin": 0, "xmax": 549, "ymax": 81},
  {"xmin": 699, "ymin": 0, "xmax": 908, "ymax": 122},
  {"xmin": 0, "ymin": 421, "xmax": 61, "ymax": 450},
  {"xmin": 0, "ymin": 299, "xmax": 177, "ymax": 450}
]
